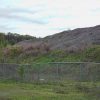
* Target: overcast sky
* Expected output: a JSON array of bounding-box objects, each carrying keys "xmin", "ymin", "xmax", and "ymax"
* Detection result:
[{"xmin": 0, "ymin": 0, "xmax": 100, "ymax": 37}]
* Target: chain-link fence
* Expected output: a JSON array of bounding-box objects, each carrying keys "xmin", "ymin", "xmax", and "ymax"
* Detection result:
[{"xmin": 0, "ymin": 62, "xmax": 100, "ymax": 83}]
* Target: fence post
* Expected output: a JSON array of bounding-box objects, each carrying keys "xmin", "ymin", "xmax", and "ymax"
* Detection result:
[
  {"xmin": 56, "ymin": 63, "xmax": 61, "ymax": 81},
  {"xmin": 37, "ymin": 64, "xmax": 40, "ymax": 84},
  {"xmin": 80, "ymin": 63, "xmax": 85, "ymax": 82}
]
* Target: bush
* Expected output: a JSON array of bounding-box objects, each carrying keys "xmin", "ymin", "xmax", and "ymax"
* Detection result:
[{"xmin": 4, "ymin": 46, "xmax": 23, "ymax": 57}]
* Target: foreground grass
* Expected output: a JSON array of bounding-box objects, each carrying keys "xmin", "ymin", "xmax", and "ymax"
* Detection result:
[{"xmin": 0, "ymin": 81, "xmax": 100, "ymax": 100}]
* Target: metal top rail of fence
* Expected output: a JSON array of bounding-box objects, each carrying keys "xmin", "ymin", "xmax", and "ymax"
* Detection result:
[
  {"xmin": 0, "ymin": 61, "xmax": 100, "ymax": 65},
  {"xmin": 0, "ymin": 62, "xmax": 100, "ymax": 83}
]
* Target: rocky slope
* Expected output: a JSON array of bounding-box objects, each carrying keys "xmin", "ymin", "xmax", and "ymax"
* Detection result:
[{"xmin": 16, "ymin": 25, "xmax": 100, "ymax": 52}]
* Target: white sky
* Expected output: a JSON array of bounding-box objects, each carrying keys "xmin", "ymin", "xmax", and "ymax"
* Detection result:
[{"xmin": 0, "ymin": 0, "xmax": 100, "ymax": 37}]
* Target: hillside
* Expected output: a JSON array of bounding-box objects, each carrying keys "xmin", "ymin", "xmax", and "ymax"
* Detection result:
[
  {"xmin": 45, "ymin": 26, "xmax": 100, "ymax": 51},
  {"xmin": 16, "ymin": 25, "xmax": 100, "ymax": 51},
  {"xmin": 0, "ymin": 25, "xmax": 100, "ymax": 63}
]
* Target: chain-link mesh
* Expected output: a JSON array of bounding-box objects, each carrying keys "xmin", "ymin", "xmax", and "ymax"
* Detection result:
[{"xmin": 0, "ymin": 62, "xmax": 100, "ymax": 83}]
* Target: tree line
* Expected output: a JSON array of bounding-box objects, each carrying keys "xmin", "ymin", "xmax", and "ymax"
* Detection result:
[{"xmin": 0, "ymin": 32, "xmax": 36, "ymax": 47}]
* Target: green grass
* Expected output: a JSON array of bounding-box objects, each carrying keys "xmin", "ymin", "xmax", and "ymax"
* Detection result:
[{"xmin": 0, "ymin": 81, "xmax": 100, "ymax": 100}]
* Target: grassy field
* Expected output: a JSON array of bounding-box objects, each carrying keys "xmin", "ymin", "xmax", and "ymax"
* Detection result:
[{"xmin": 0, "ymin": 81, "xmax": 100, "ymax": 100}]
